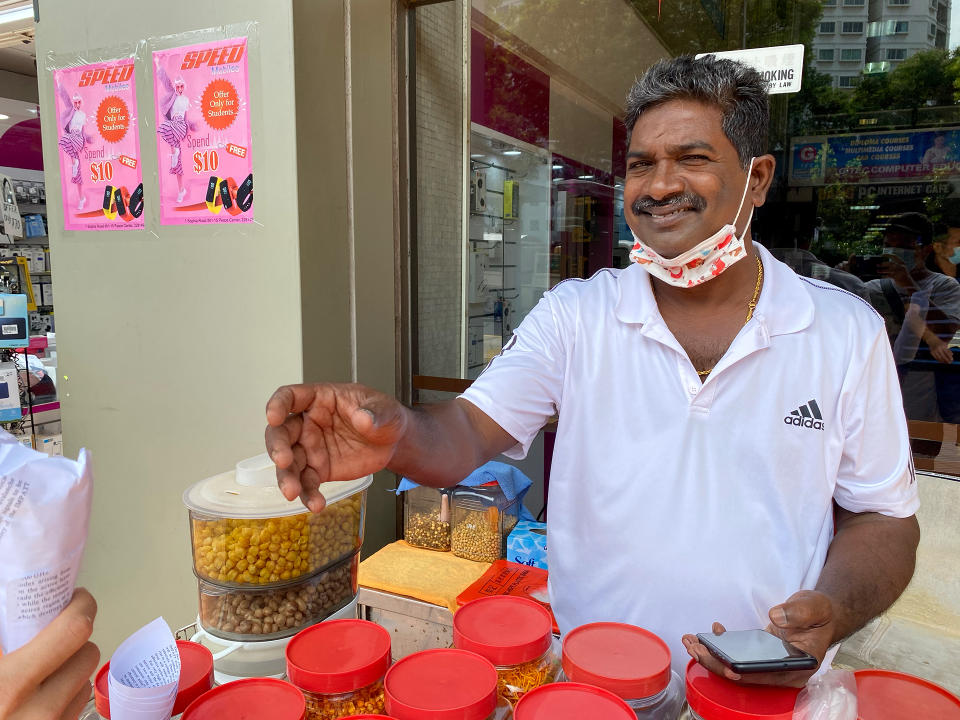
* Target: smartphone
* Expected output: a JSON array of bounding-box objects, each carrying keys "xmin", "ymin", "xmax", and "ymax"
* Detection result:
[
  {"xmin": 849, "ymin": 254, "xmax": 884, "ymax": 280},
  {"xmin": 696, "ymin": 629, "xmax": 818, "ymax": 674}
]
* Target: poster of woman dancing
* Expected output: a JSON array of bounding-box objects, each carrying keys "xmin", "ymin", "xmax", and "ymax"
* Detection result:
[
  {"xmin": 153, "ymin": 37, "xmax": 254, "ymax": 225},
  {"xmin": 52, "ymin": 59, "xmax": 144, "ymax": 231}
]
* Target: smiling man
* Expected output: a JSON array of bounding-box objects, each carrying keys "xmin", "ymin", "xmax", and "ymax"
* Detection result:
[{"xmin": 265, "ymin": 55, "xmax": 919, "ymax": 686}]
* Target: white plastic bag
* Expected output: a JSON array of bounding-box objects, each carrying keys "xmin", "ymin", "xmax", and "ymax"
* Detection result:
[
  {"xmin": 793, "ymin": 669, "xmax": 859, "ymax": 720},
  {"xmin": 0, "ymin": 430, "xmax": 93, "ymax": 653}
]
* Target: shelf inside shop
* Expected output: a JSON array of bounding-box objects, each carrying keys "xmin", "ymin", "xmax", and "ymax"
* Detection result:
[
  {"xmin": 469, "ymin": 238, "xmax": 517, "ymax": 244},
  {"xmin": 17, "ymin": 203, "xmax": 46, "ymax": 213}
]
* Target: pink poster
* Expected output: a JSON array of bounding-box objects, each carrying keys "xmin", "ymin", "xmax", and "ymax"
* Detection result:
[
  {"xmin": 153, "ymin": 37, "xmax": 254, "ymax": 225},
  {"xmin": 53, "ymin": 60, "xmax": 145, "ymax": 231}
]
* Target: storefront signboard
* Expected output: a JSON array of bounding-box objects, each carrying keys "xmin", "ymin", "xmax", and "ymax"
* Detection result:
[
  {"xmin": 790, "ymin": 126, "xmax": 960, "ymax": 186},
  {"xmin": 52, "ymin": 59, "xmax": 144, "ymax": 231},
  {"xmin": 152, "ymin": 37, "xmax": 254, "ymax": 225},
  {"xmin": 696, "ymin": 44, "xmax": 804, "ymax": 94}
]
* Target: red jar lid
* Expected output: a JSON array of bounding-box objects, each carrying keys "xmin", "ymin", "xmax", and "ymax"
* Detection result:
[
  {"xmin": 384, "ymin": 648, "xmax": 498, "ymax": 720},
  {"xmin": 685, "ymin": 660, "xmax": 800, "ymax": 720},
  {"xmin": 93, "ymin": 639, "xmax": 214, "ymax": 718},
  {"xmin": 454, "ymin": 596, "xmax": 553, "ymax": 666},
  {"xmin": 513, "ymin": 682, "xmax": 636, "ymax": 720},
  {"xmin": 181, "ymin": 678, "xmax": 305, "ymax": 720},
  {"xmin": 855, "ymin": 669, "xmax": 960, "ymax": 719},
  {"xmin": 562, "ymin": 622, "xmax": 671, "ymax": 700},
  {"xmin": 286, "ymin": 619, "xmax": 391, "ymax": 694}
]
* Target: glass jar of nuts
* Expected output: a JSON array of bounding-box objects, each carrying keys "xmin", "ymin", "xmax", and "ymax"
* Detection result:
[
  {"xmin": 403, "ymin": 485, "xmax": 454, "ymax": 551},
  {"xmin": 384, "ymin": 649, "xmax": 513, "ymax": 720},
  {"xmin": 286, "ymin": 619, "xmax": 392, "ymax": 720},
  {"xmin": 183, "ymin": 454, "xmax": 372, "ymax": 589},
  {"xmin": 450, "ymin": 483, "xmax": 520, "ymax": 563},
  {"xmin": 454, "ymin": 596, "xmax": 560, "ymax": 705},
  {"xmin": 197, "ymin": 550, "xmax": 359, "ymax": 641}
]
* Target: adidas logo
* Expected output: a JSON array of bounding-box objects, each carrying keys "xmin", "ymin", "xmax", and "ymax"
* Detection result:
[{"xmin": 784, "ymin": 399, "xmax": 825, "ymax": 430}]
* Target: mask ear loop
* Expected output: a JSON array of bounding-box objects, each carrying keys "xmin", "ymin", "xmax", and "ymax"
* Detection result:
[{"xmin": 731, "ymin": 156, "xmax": 756, "ymax": 238}]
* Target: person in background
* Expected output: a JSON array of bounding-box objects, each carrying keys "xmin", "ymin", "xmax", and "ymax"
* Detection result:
[
  {"xmin": 769, "ymin": 217, "xmax": 872, "ymax": 301},
  {"xmin": 921, "ymin": 132, "xmax": 952, "ymax": 168},
  {"xmin": 928, "ymin": 221, "xmax": 960, "ymax": 279},
  {"xmin": 266, "ymin": 55, "xmax": 919, "ymax": 687},
  {"xmin": 0, "ymin": 588, "xmax": 99, "ymax": 720}
]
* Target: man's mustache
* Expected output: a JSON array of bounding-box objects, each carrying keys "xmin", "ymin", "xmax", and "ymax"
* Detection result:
[{"xmin": 631, "ymin": 193, "xmax": 706, "ymax": 216}]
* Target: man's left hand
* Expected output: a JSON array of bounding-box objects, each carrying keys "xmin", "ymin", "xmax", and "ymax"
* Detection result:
[{"xmin": 681, "ymin": 590, "xmax": 837, "ymax": 688}]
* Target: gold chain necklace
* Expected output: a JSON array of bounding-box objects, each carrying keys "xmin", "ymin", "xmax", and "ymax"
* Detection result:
[{"xmin": 697, "ymin": 255, "xmax": 763, "ymax": 378}]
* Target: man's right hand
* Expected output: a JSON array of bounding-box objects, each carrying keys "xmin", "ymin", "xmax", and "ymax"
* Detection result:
[{"xmin": 265, "ymin": 383, "xmax": 408, "ymax": 512}]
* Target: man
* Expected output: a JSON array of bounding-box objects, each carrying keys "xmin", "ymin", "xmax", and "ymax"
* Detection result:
[
  {"xmin": 866, "ymin": 212, "xmax": 960, "ymax": 434},
  {"xmin": 265, "ymin": 55, "xmax": 919, "ymax": 686}
]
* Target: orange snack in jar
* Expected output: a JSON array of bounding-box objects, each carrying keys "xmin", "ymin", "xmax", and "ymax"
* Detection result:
[
  {"xmin": 286, "ymin": 619, "xmax": 391, "ymax": 720},
  {"xmin": 454, "ymin": 596, "xmax": 559, "ymax": 703}
]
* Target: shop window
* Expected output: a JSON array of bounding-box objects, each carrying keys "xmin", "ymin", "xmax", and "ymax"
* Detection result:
[
  {"xmin": 823, "ymin": 0, "xmax": 837, "ymax": 5},
  {"xmin": 843, "ymin": 0, "xmax": 865, "ymax": 5},
  {"xmin": 887, "ymin": 0, "xmax": 910, "ymax": 4},
  {"xmin": 408, "ymin": 0, "xmax": 960, "ymax": 477}
]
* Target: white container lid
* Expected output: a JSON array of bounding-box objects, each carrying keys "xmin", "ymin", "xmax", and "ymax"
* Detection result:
[{"xmin": 182, "ymin": 453, "xmax": 373, "ymax": 519}]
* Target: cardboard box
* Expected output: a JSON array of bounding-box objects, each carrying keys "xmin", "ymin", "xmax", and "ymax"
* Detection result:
[
  {"xmin": 29, "ymin": 249, "xmax": 45, "ymax": 274},
  {"xmin": 40, "ymin": 283, "xmax": 52, "ymax": 306},
  {"xmin": 37, "ymin": 434, "xmax": 63, "ymax": 457},
  {"xmin": 507, "ymin": 521, "xmax": 548, "ymax": 570}
]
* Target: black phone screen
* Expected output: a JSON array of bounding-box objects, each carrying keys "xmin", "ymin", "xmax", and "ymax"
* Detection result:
[{"xmin": 697, "ymin": 629, "xmax": 815, "ymax": 670}]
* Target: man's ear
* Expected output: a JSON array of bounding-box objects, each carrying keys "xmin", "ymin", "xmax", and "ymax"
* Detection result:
[{"xmin": 750, "ymin": 154, "xmax": 776, "ymax": 208}]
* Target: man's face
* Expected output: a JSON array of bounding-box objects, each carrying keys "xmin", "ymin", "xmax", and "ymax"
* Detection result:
[
  {"xmin": 624, "ymin": 99, "xmax": 754, "ymax": 260},
  {"xmin": 884, "ymin": 229, "xmax": 929, "ymax": 266},
  {"xmin": 175, "ymin": 82, "xmax": 185, "ymax": 95},
  {"xmin": 72, "ymin": 98, "xmax": 81, "ymax": 110}
]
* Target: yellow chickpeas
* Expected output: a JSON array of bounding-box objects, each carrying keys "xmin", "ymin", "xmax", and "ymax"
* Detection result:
[{"xmin": 191, "ymin": 495, "xmax": 364, "ymax": 587}]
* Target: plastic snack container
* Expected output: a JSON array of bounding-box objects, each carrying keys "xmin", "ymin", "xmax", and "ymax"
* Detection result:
[
  {"xmin": 183, "ymin": 453, "xmax": 371, "ymax": 588},
  {"xmin": 181, "ymin": 678, "xmax": 305, "ymax": 720},
  {"xmin": 384, "ymin": 648, "xmax": 512, "ymax": 720},
  {"xmin": 450, "ymin": 482, "xmax": 520, "ymax": 562},
  {"xmin": 404, "ymin": 485, "xmax": 454, "ymax": 551},
  {"xmin": 561, "ymin": 622, "xmax": 683, "ymax": 719},
  {"xmin": 197, "ymin": 549, "xmax": 358, "ymax": 641},
  {"xmin": 854, "ymin": 669, "xmax": 960, "ymax": 719},
  {"xmin": 80, "ymin": 640, "xmax": 214, "ymax": 720},
  {"xmin": 680, "ymin": 660, "xmax": 800, "ymax": 719},
  {"xmin": 286, "ymin": 619, "xmax": 392, "ymax": 719},
  {"xmin": 512, "ymin": 682, "xmax": 636, "ymax": 720},
  {"xmin": 454, "ymin": 596, "xmax": 560, "ymax": 703}
]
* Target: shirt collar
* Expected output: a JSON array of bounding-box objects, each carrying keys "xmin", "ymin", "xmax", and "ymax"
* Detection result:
[{"xmin": 615, "ymin": 243, "xmax": 815, "ymax": 336}]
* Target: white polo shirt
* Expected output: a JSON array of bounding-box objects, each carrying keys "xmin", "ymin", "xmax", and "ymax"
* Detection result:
[{"xmin": 461, "ymin": 243, "xmax": 919, "ymax": 676}]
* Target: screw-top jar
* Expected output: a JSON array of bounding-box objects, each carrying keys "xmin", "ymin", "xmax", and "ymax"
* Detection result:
[
  {"xmin": 181, "ymin": 678, "xmax": 305, "ymax": 720},
  {"xmin": 384, "ymin": 648, "xmax": 512, "ymax": 720},
  {"xmin": 681, "ymin": 660, "xmax": 800, "ymax": 720},
  {"xmin": 512, "ymin": 682, "xmax": 637, "ymax": 720},
  {"xmin": 561, "ymin": 622, "xmax": 683, "ymax": 719},
  {"xmin": 854, "ymin": 669, "xmax": 960, "ymax": 719},
  {"xmin": 454, "ymin": 596, "xmax": 560, "ymax": 703},
  {"xmin": 404, "ymin": 485, "xmax": 454, "ymax": 551},
  {"xmin": 286, "ymin": 619, "xmax": 392, "ymax": 719},
  {"xmin": 451, "ymin": 483, "xmax": 520, "ymax": 562},
  {"xmin": 80, "ymin": 640, "xmax": 214, "ymax": 720},
  {"xmin": 183, "ymin": 453, "xmax": 371, "ymax": 588}
]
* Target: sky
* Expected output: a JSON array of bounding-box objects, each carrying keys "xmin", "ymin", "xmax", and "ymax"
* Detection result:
[{"xmin": 953, "ymin": 1, "xmax": 960, "ymax": 50}]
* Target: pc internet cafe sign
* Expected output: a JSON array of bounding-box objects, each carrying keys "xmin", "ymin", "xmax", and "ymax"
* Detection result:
[{"xmin": 696, "ymin": 44, "xmax": 804, "ymax": 94}]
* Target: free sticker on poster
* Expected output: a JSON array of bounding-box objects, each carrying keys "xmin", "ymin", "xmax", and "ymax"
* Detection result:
[
  {"xmin": 152, "ymin": 37, "xmax": 254, "ymax": 225},
  {"xmin": 53, "ymin": 59, "xmax": 145, "ymax": 231}
]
